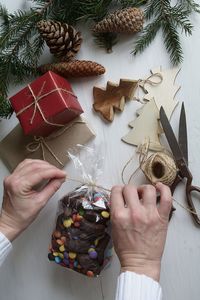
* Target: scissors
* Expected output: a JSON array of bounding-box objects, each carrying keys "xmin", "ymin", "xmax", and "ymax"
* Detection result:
[{"xmin": 160, "ymin": 103, "xmax": 200, "ymax": 226}]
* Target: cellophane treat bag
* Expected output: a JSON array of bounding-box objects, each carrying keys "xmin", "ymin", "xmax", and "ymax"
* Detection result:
[{"xmin": 48, "ymin": 145, "xmax": 112, "ymax": 277}]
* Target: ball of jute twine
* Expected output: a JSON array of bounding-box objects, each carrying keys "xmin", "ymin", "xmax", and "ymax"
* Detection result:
[{"xmin": 140, "ymin": 152, "xmax": 177, "ymax": 186}]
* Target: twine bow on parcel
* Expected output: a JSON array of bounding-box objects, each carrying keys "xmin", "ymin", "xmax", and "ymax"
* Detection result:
[
  {"xmin": 16, "ymin": 81, "xmax": 76, "ymax": 127},
  {"xmin": 26, "ymin": 120, "xmax": 86, "ymax": 167}
]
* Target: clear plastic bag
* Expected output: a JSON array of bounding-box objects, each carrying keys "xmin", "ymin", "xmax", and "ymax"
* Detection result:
[{"xmin": 48, "ymin": 145, "xmax": 112, "ymax": 277}]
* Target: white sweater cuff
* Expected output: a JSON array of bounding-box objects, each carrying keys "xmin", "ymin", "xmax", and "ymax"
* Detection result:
[
  {"xmin": 115, "ymin": 271, "xmax": 162, "ymax": 300},
  {"xmin": 0, "ymin": 232, "xmax": 12, "ymax": 267}
]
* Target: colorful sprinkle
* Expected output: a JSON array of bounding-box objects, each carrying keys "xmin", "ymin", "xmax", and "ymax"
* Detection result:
[
  {"xmin": 57, "ymin": 239, "xmax": 64, "ymax": 246},
  {"xmin": 89, "ymin": 251, "xmax": 98, "ymax": 259},
  {"xmin": 88, "ymin": 248, "xmax": 95, "ymax": 253},
  {"xmin": 69, "ymin": 252, "xmax": 77, "ymax": 260},
  {"xmin": 101, "ymin": 211, "xmax": 110, "ymax": 219},
  {"xmin": 58, "ymin": 253, "xmax": 64, "ymax": 259},
  {"xmin": 74, "ymin": 261, "xmax": 78, "ymax": 268},
  {"xmin": 53, "ymin": 252, "xmax": 59, "ymax": 257},
  {"xmin": 59, "ymin": 245, "xmax": 66, "ymax": 252},
  {"xmin": 64, "ymin": 252, "xmax": 69, "ymax": 259},
  {"xmin": 63, "ymin": 218, "xmax": 73, "ymax": 228},
  {"xmin": 55, "ymin": 256, "xmax": 62, "ymax": 264},
  {"xmin": 60, "ymin": 236, "xmax": 67, "ymax": 243},
  {"xmin": 76, "ymin": 214, "xmax": 83, "ymax": 222},
  {"xmin": 53, "ymin": 230, "xmax": 61, "ymax": 238},
  {"xmin": 94, "ymin": 239, "xmax": 99, "ymax": 246},
  {"xmin": 87, "ymin": 270, "xmax": 94, "ymax": 277},
  {"xmin": 79, "ymin": 209, "xmax": 85, "ymax": 216}
]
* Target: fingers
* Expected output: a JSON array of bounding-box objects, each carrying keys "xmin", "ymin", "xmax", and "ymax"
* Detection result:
[
  {"xmin": 156, "ymin": 183, "xmax": 172, "ymax": 219},
  {"xmin": 137, "ymin": 185, "xmax": 157, "ymax": 207},
  {"xmin": 13, "ymin": 159, "xmax": 48, "ymax": 174},
  {"xmin": 122, "ymin": 185, "xmax": 141, "ymax": 209},
  {"xmin": 110, "ymin": 185, "xmax": 125, "ymax": 213},
  {"xmin": 23, "ymin": 167, "xmax": 66, "ymax": 188},
  {"xmin": 38, "ymin": 178, "xmax": 66, "ymax": 204}
]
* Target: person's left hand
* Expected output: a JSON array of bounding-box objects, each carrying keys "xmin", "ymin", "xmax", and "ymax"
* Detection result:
[{"xmin": 0, "ymin": 159, "xmax": 66, "ymax": 241}]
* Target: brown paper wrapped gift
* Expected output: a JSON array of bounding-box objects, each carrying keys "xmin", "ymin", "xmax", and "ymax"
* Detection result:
[{"xmin": 0, "ymin": 117, "xmax": 95, "ymax": 172}]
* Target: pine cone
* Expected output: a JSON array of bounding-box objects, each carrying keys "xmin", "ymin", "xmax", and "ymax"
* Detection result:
[
  {"xmin": 38, "ymin": 60, "xmax": 106, "ymax": 78},
  {"xmin": 93, "ymin": 7, "xmax": 144, "ymax": 34},
  {"xmin": 37, "ymin": 20, "xmax": 82, "ymax": 61}
]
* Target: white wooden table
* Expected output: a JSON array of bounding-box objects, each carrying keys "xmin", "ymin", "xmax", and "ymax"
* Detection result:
[{"xmin": 1, "ymin": 1, "xmax": 200, "ymax": 299}]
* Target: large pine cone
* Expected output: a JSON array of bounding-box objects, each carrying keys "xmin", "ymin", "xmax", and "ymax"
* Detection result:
[
  {"xmin": 37, "ymin": 20, "xmax": 82, "ymax": 61},
  {"xmin": 38, "ymin": 60, "xmax": 106, "ymax": 78},
  {"xmin": 93, "ymin": 7, "xmax": 144, "ymax": 33}
]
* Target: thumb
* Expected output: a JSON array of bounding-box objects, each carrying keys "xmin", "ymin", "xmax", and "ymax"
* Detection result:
[{"xmin": 38, "ymin": 177, "xmax": 65, "ymax": 204}]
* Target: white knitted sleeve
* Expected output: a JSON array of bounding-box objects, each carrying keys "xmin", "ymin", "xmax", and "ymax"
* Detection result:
[
  {"xmin": 0, "ymin": 232, "xmax": 12, "ymax": 267},
  {"xmin": 115, "ymin": 271, "xmax": 162, "ymax": 300}
]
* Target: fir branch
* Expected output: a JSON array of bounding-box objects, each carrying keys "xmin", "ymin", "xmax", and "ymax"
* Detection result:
[
  {"xmin": 179, "ymin": 0, "xmax": 200, "ymax": 13},
  {"xmin": 133, "ymin": 17, "xmax": 161, "ymax": 55},
  {"xmin": 0, "ymin": 95, "xmax": 13, "ymax": 119},
  {"xmin": 162, "ymin": 20, "xmax": 183, "ymax": 65},
  {"xmin": 93, "ymin": 32, "xmax": 118, "ymax": 53},
  {"xmin": 134, "ymin": 0, "xmax": 199, "ymax": 65},
  {"xmin": 119, "ymin": 0, "xmax": 148, "ymax": 8}
]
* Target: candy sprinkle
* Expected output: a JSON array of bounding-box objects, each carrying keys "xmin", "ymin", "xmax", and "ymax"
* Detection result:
[
  {"xmin": 59, "ymin": 245, "xmax": 66, "ymax": 252},
  {"xmin": 55, "ymin": 256, "xmax": 62, "ymax": 264},
  {"xmin": 87, "ymin": 270, "xmax": 94, "ymax": 277},
  {"xmin": 69, "ymin": 252, "xmax": 77, "ymax": 260},
  {"xmin": 101, "ymin": 211, "xmax": 110, "ymax": 219},
  {"xmin": 88, "ymin": 248, "xmax": 95, "ymax": 253},
  {"xmin": 63, "ymin": 218, "xmax": 73, "ymax": 228},
  {"xmin": 58, "ymin": 253, "xmax": 64, "ymax": 259}
]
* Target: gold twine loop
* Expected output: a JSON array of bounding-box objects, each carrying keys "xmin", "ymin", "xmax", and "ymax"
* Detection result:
[
  {"xmin": 140, "ymin": 72, "xmax": 163, "ymax": 94},
  {"xmin": 16, "ymin": 81, "xmax": 76, "ymax": 127},
  {"xmin": 141, "ymin": 152, "xmax": 177, "ymax": 186},
  {"xmin": 26, "ymin": 120, "xmax": 86, "ymax": 167},
  {"xmin": 26, "ymin": 136, "xmax": 64, "ymax": 167}
]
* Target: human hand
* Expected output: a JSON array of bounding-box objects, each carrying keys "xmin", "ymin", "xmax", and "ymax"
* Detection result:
[
  {"xmin": 0, "ymin": 159, "xmax": 66, "ymax": 242},
  {"xmin": 110, "ymin": 183, "xmax": 172, "ymax": 282}
]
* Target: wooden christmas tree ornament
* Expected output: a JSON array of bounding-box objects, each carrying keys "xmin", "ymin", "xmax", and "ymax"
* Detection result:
[
  {"xmin": 122, "ymin": 67, "xmax": 181, "ymax": 151},
  {"xmin": 93, "ymin": 79, "xmax": 138, "ymax": 122},
  {"xmin": 122, "ymin": 99, "xmax": 164, "ymax": 151},
  {"xmin": 142, "ymin": 67, "xmax": 180, "ymax": 119}
]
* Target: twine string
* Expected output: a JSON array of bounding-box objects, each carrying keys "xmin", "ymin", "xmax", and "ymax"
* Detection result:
[
  {"xmin": 133, "ymin": 73, "xmax": 163, "ymax": 104},
  {"xmin": 66, "ymin": 177, "xmax": 199, "ymax": 216},
  {"xmin": 140, "ymin": 72, "xmax": 163, "ymax": 94},
  {"xmin": 16, "ymin": 81, "xmax": 75, "ymax": 127},
  {"xmin": 120, "ymin": 140, "xmax": 199, "ymax": 216},
  {"xmin": 26, "ymin": 120, "xmax": 86, "ymax": 167},
  {"xmin": 27, "ymin": 136, "xmax": 64, "ymax": 167}
]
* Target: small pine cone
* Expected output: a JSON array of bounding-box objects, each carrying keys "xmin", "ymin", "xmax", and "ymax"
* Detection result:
[
  {"xmin": 93, "ymin": 7, "xmax": 144, "ymax": 34},
  {"xmin": 37, "ymin": 20, "xmax": 82, "ymax": 61},
  {"xmin": 38, "ymin": 60, "xmax": 106, "ymax": 78}
]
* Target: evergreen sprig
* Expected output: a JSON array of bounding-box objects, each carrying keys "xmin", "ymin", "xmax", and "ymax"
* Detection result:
[
  {"xmin": 134, "ymin": 0, "xmax": 199, "ymax": 65},
  {"xmin": 0, "ymin": 0, "xmax": 199, "ymax": 118}
]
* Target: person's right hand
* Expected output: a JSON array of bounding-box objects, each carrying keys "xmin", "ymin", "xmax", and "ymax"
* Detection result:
[
  {"xmin": 110, "ymin": 183, "xmax": 172, "ymax": 282},
  {"xmin": 0, "ymin": 159, "xmax": 66, "ymax": 242}
]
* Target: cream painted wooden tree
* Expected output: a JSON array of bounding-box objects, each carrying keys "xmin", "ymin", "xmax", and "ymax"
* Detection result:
[
  {"xmin": 122, "ymin": 67, "xmax": 180, "ymax": 151},
  {"xmin": 122, "ymin": 99, "xmax": 164, "ymax": 151}
]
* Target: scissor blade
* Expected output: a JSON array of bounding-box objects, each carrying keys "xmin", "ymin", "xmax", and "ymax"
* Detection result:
[
  {"xmin": 160, "ymin": 107, "xmax": 184, "ymax": 162},
  {"xmin": 179, "ymin": 103, "xmax": 188, "ymax": 165}
]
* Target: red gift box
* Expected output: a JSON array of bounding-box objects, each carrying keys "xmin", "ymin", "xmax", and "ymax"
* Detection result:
[{"xmin": 10, "ymin": 71, "xmax": 83, "ymax": 136}]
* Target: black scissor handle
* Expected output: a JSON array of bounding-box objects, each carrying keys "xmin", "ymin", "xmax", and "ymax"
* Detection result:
[{"xmin": 186, "ymin": 184, "xmax": 200, "ymax": 226}]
